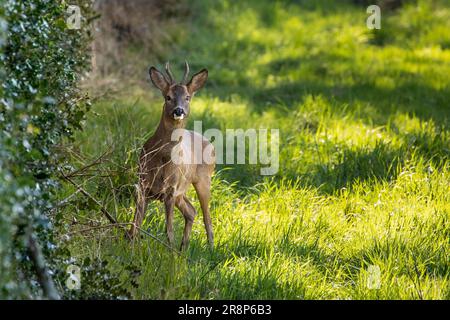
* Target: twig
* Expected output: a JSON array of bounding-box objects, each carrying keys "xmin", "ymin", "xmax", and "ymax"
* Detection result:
[
  {"xmin": 61, "ymin": 173, "xmax": 117, "ymax": 224},
  {"xmin": 60, "ymin": 169, "xmax": 185, "ymax": 257},
  {"xmin": 63, "ymin": 221, "xmax": 183, "ymax": 257},
  {"xmin": 64, "ymin": 149, "xmax": 112, "ymax": 178},
  {"xmin": 48, "ymin": 189, "xmax": 82, "ymax": 214},
  {"xmin": 63, "ymin": 222, "xmax": 131, "ymax": 237},
  {"xmin": 133, "ymin": 225, "xmax": 183, "ymax": 256}
]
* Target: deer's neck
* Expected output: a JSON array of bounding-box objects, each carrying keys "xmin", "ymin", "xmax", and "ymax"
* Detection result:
[{"xmin": 155, "ymin": 109, "xmax": 186, "ymax": 143}]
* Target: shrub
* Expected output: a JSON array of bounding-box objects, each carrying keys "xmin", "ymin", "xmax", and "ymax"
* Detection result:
[{"xmin": 0, "ymin": 0, "xmax": 92, "ymax": 299}]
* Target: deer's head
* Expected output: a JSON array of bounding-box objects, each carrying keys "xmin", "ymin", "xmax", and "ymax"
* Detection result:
[{"xmin": 149, "ymin": 61, "xmax": 208, "ymax": 122}]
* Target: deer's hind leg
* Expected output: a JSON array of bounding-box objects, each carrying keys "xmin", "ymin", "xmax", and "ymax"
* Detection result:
[
  {"xmin": 176, "ymin": 195, "xmax": 197, "ymax": 251},
  {"xmin": 194, "ymin": 176, "xmax": 214, "ymax": 249}
]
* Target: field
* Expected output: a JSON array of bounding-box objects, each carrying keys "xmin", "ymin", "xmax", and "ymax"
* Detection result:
[{"xmin": 60, "ymin": 0, "xmax": 450, "ymax": 299}]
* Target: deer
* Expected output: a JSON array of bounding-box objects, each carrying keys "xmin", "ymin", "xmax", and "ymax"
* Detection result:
[{"xmin": 127, "ymin": 61, "xmax": 215, "ymax": 251}]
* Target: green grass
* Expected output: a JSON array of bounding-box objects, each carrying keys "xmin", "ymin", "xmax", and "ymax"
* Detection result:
[{"xmin": 60, "ymin": 0, "xmax": 450, "ymax": 299}]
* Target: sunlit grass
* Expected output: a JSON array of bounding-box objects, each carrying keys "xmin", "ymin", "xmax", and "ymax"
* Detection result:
[{"xmin": 62, "ymin": 0, "xmax": 449, "ymax": 299}]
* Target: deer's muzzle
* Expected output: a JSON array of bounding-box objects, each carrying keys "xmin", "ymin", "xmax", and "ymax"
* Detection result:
[{"xmin": 173, "ymin": 107, "xmax": 185, "ymax": 120}]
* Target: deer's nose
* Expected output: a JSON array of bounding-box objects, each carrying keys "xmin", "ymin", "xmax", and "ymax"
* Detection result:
[{"xmin": 173, "ymin": 108, "xmax": 184, "ymax": 117}]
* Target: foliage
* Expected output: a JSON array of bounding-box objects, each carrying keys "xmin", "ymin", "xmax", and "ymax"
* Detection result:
[
  {"xmin": 60, "ymin": 0, "xmax": 450, "ymax": 299},
  {"xmin": 0, "ymin": 0, "xmax": 93, "ymax": 298}
]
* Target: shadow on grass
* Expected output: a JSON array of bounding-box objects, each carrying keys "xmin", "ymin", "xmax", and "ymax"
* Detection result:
[
  {"xmin": 183, "ymin": 237, "xmax": 317, "ymax": 298},
  {"xmin": 184, "ymin": 223, "xmax": 448, "ymax": 298},
  {"xmin": 168, "ymin": 0, "xmax": 450, "ymax": 194},
  {"xmin": 211, "ymin": 128, "xmax": 448, "ymax": 194},
  {"xmin": 249, "ymin": 79, "xmax": 450, "ymax": 127},
  {"xmin": 298, "ymin": 141, "xmax": 403, "ymax": 193}
]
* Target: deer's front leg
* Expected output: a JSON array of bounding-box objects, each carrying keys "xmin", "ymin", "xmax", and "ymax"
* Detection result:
[{"xmin": 164, "ymin": 196, "xmax": 175, "ymax": 246}]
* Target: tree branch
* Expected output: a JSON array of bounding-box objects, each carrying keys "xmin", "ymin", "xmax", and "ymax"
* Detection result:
[
  {"xmin": 61, "ymin": 173, "xmax": 117, "ymax": 224},
  {"xmin": 27, "ymin": 233, "xmax": 60, "ymax": 300}
]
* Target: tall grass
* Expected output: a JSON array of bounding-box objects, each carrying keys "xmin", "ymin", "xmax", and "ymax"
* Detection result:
[{"xmin": 60, "ymin": 0, "xmax": 449, "ymax": 299}]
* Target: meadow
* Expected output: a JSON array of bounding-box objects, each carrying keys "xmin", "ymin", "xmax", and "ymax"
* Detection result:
[{"xmin": 59, "ymin": 0, "xmax": 450, "ymax": 299}]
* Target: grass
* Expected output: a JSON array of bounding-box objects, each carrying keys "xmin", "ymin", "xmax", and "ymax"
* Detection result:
[{"xmin": 59, "ymin": 0, "xmax": 450, "ymax": 299}]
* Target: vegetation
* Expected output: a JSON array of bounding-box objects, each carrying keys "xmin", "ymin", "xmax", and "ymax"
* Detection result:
[
  {"xmin": 60, "ymin": 0, "xmax": 449, "ymax": 299},
  {"xmin": 0, "ymin": 0, "xmax": 93, "ymax": 298},
  {"xmin": 1, "ymin": 0, "xmax": 449, "ymax": 299}
]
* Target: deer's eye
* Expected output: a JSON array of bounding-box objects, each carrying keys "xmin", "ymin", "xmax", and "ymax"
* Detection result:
[
  {"xmin": 185, "ymin": 96, "xmax": 190, "ymax": 101},
  {"xmin": 166, "ymin": 96, "xmax": 171, "ymax": 101}
]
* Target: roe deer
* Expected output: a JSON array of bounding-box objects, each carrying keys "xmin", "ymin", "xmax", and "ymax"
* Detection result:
[{"xmin": 127, "ymin": 61, "xmax": 215, "ymax": 251}]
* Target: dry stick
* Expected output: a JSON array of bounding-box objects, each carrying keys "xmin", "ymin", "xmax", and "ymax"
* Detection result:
[
  {"xmin": 64, "ymin": 149, "xmax": 112, "ymax": 178},
  {"xmin": 63, "ymin": 222, "xmax": 131, "ymax": 237},
  {"xmin": 66, "ymin": 173, "xmax": 112, "ymax": 178},
  {"xmin": 61, "ymin": 174, "xmax": 117, "ymax": 224},
  {"xmin": 65, "ymin": 221, "xmax": 182, "ymax": 256},
  {"xmin": 60, "ymin": 174, "xmax": 183, "ymax": 256},
  {"xmin": 48, "ymin": 189, "xmax": 81, "ymax": 215},
  {"xmin": 60, "ymin": 144, "xmax": 187, "ymax": 256},
  {"xmin": 49, "ymin": 175, "xmax": 100, "ymax": 216},
  {"xmin": 131, "ymin": 225, "xmax": 183, "ymax": 256}
]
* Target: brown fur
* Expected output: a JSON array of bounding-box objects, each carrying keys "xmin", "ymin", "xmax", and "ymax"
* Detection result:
[{"xmin": 127, "ymin": 63, "xmax": 214, "ymax": 251}]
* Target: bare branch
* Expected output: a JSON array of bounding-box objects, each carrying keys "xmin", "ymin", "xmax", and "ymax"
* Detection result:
[{"xmin": 61, "ymin": 174, "xmax": 117, "ymax": 224}]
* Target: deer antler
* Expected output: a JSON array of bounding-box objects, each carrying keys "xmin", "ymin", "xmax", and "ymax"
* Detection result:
[
  {"xmin": 182, "ymin": 60, "xmax": 190, "ymax": 85},
  {"xmin": 165, "ymin": 62, "xmax": 175, "ymax": 84}
]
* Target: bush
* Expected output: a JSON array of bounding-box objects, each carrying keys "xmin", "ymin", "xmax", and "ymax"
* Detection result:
[{"xmin": 0, "ymin": 0, "xmax": 93, "ymax": 299}]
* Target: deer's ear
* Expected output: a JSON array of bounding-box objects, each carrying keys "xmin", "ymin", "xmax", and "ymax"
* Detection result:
[
  {"xmin": 149, "ymin": 67, "xmax": 169, "ymax": 92},
  {"xmin": 187, "ymin": 69, "xmax": 208, "ymax": 94}
]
